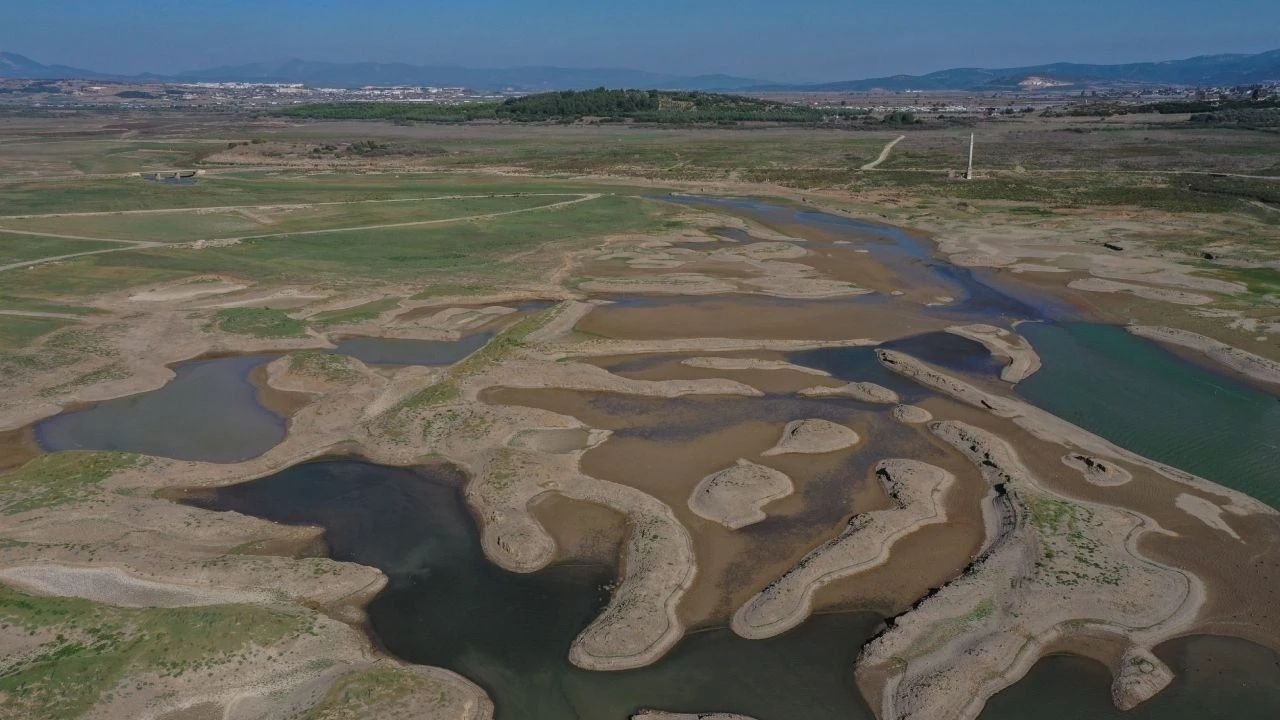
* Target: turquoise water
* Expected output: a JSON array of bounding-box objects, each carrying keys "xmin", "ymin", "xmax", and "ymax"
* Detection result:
[{"xmin": 1016, "ymin": 322, "xmax": 1280, "ymax": 508}]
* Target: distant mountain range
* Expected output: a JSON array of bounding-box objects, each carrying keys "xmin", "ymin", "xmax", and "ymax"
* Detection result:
[
  {"xmin": 3, "ymin": 49, "xmax": 1279, "ymax": 92},
  {"xmin": 779, "ymin": 49, "xmax": 1280, "ymax": 91}
]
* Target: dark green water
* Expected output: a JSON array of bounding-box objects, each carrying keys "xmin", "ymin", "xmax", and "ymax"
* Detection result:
[
  {"xmin": 181, "ymin": 460, "xmax": 1280, "ymax": 719},
  {"xmin": 1016, "ymin": 322, "xmax": 1280, "ymax": 508},
  {"xmin": 181, "ymin": 459, "xmax": 880, "ymax": 720},
  {"xmin": 982, "ymin": 635, "xmax": 1280, "ymax": 720}
]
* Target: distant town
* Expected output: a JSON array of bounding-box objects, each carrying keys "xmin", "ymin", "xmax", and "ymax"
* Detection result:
[{"xmin": 3, "ymin": 75, "xmax": 1276, "ymax": 118}]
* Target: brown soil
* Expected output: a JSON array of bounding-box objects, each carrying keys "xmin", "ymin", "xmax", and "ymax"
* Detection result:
[
  {"xmin": 532, "ymin": 492, "xmax": 630, "ymax": 566},
  {"xmin": 577, "ymin": 294, "xmax": 947, "ymax": 341},
  {"xmin": 583, "ymin": 351, "xmax": 846, "ymax": 395},
  {"xmin": 481, "ymin": 386, "xmax": 954, "ymax": 627},
  {"xmin": 0, "ymin": 426, "xmax": 40, "ymax": 471},
  {"xmin": 248, "ymin": 363, "xmax": 315, "ymax": 418}
]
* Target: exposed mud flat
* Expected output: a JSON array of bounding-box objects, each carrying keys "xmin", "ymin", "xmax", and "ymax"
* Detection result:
[
  {"xmin": 576, "ymin": 293, "xmax": 931, "ymax": 342},
  {"xmin": 0, "ymin": 426, "xmax": 40, "ymax": 471},
  {"xmin": 6, "ymin": 189, "xmax": 1280, "ymax": 720}
]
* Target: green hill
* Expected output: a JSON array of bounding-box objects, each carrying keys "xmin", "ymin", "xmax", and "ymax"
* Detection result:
[{"xmin": 276, "ymin": 88, "xmax": 859, "ymax": 124}]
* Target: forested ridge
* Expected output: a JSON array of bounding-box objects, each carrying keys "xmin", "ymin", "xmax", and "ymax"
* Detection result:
[{"xmin": 277, "ymin": 88, "xmax": 863, "ymax": 124}]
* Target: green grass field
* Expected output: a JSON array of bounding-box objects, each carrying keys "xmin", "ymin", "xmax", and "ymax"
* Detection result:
[
  {"xmin": 308, "ymin": 298, "xmax": 401, "ymax": 326},
  {"xmin": 0, "ymin": 232, "xmax": 124, "ymax": 265},
  {"xmin": 0, "ymin": 586, "xmax": 314, "ymax": 720},
  {"xmin": 212, "ymin": 307, "xmax": 310, "ymax": 338},
  {"xmin": 0, "ymin": 138, "xmax": 222, "ymax": 177},
  {"xmin": 0, "ymin": 189, "xmax": 669, "ymax": 300},
  {"xmin": 0, "ymin": 193, "xmax": 586, "ymax": 243},
  {"xmin": 0, "ymin": 315, "xmax": 73, "ymax": 349},
  {"xmin": 0, "ymin": 173, "xmax": 626, "ymax": 216}
]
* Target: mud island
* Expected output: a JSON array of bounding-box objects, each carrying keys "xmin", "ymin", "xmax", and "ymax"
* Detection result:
[{"xmin": 2, "ymin": 76, "xmax": 1280, "ymax": 720}]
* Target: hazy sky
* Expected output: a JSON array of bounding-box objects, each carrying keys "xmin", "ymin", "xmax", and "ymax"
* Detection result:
[{"xmin": 2, "ymin": 0, "xmax": 1278, "ymax": 83}]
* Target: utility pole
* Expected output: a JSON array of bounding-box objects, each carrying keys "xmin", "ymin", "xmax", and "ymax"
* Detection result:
[{"xmin": 966, "ymin": 133, "xmax": 975, "ymax": 181}]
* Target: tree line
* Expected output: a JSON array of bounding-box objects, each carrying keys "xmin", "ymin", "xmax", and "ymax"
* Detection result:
[{"xmin": 276, "ymin": 88, "xmax": 865, "ymax": 124}]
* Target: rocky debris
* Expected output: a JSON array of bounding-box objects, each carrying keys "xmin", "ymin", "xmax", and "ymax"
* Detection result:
[
  {"xmin": 1112, "ymin": 646, "xmax": 1175, "ymax": 711},
  {"xmin": 688, "ymin": 459, "xmax": 794, "ymax": 530},
  {"xmin": 1062, "ymin": 453, "xmax": 1134, "ymax": 487},
  {"xmin": 761, "ymin": 419, "xmax": 860, "ymax": 456},
  {"xmin": 892, "ymin": 404, "xmax": 933, "ymax": 424}
]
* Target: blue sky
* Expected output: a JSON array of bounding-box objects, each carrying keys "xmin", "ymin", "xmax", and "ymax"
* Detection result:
[{"xmin": 2, "ymin": 0, "xmax": 1278, "ymax": 82}]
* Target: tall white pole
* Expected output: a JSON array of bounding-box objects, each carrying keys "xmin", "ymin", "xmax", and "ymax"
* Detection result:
[{"xmin": 966, "ymin": 133, "xmax": 975, "ymax": 181}]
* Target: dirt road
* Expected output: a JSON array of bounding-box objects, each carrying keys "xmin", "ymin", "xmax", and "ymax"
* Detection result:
[{"xmin": 861, "ymin": 135, "xmax": 905, "ymax": 170}]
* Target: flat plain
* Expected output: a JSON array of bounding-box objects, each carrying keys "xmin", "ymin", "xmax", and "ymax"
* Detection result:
[{"xmin": 0, "ymin": 105, "xmax": 1278, "ymax": 720}]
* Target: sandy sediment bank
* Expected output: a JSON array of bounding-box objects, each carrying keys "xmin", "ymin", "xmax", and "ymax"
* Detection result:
[
  {"xmin": 585, "ymin": 227, "xmax": 869, "ymax": 299},
  {"xmin": 798, "ymin": 381, "xmax": 899, "ymax": 403},
  {"xmin": 525, "ymin": 300, "xmax": 596, "ymax": 344},
  {"xmin": 554, "ymin": 337, "xmax": 879, "ymax": 359},
  {"xmin": 681, "ymin": 357, "xmax": 831, "ymax": 376},
  {"xmin": 468, "ymin": 359, "xmax": 763, "ymax": 401},
  {"xmin": 1068, "ymin": 277, "xmax": 1213, "ymax": 305},
  {"xmin": 128, "ymin": 277, "xmax": 249, "ymax": 302},
  {"xmin": 761, "ymin": 419, "xmax": 860, "ymax": 456},
  {"xmin": 945, "ymin": 324, "xmax": 1042, "ymax": 383},
  {"xmin": 1175, "ymin": 493, "xmax": 1242, "ymax": 540},
  {"xmin": 891, "ymin": 404, "xmax": 933, "ymax": 423},
  {"xmin": 875, "ymin": 348, "xmax": 1276, "ymax": 516},
  {"xmin": 1112, "ymin": 646, "xmax": 1175, "ymax": 711},
  {"xmin": 632, "ymin": 707, "xmax": 752, "ymax": 712},
  {"xmin": 688, "ymin": 459, "xmax": 794, "ymax": 530},
  {"xmin": 859, "ymin": 420, "xmax": 1203, "ymax": 720},
  {"xmin": 1128, "ymin": 325, "xmax": 1280, "ymax": 388},
  {"xmin": 465, "ymin": 441, "xmax": 695, "ymax": 672},
  {"xmin": 732, "ymin": 459, "xmax": 954, "ymax": 639},
  {"xmin": 580, "ymin": 274, "xmax": 739, "ymax": 295},
  {"xmin": 0, "ymin": 564, "xmax": 277, "ymax": 608}
]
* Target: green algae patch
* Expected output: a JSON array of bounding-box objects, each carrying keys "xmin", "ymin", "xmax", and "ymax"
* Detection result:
[
  {"xmin": 0, "ymin": 451, "xmax": 143, "ymax": 515},
  {"xmin": 212, "ymin": 307, "xmax": 308, "ymax": 338}
]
